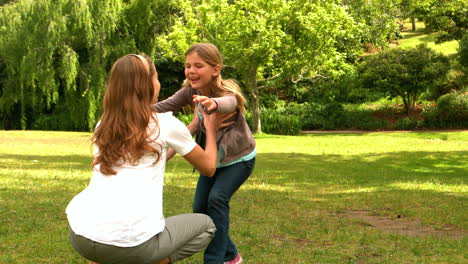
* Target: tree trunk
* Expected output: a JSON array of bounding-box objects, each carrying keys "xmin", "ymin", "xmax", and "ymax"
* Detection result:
[
  {"xmin": 245, "ymin": 67, "xmax": 261, "ymax": 134},
  {"xmin": 411, "ymin": 17, "xmax": 416, "ymax": 31},
  {"xmin": 251, "ymin": 89, "xmax": 261, "ymax": 133}
]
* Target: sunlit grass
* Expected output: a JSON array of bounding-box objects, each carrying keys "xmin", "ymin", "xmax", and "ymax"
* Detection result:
[
  {"xmin": 1, "ymin": 130, "xmax": 467, "ymax": 263},
  {"xmin": 400, "ymin": 21, "xmax": 459, "ymax": 56}
]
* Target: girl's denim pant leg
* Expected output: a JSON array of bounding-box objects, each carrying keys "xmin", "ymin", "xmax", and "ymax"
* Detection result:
[{"xmin": 193, "ymin": 158, "xmax": 255, "ymax": 264}]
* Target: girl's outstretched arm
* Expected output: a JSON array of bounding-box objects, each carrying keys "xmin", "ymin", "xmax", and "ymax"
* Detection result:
[{"xmin": 193, "ymin": 95, "xmax": 237, "ymax": 113}]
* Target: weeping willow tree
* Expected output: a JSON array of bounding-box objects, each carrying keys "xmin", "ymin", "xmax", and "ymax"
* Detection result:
[{"xmin": 0, "ymin": 0, "xmax": 176, "ymax": 130}]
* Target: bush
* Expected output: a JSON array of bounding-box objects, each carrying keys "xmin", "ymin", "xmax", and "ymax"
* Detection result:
[
  {"xmin": 423, "ymin": 91, "xmax": 468, "ymax": 128},
  {"xmin": 261, "ymin": 108, "xmax": 301, "ymax": 135},
  {"xmin": 394, "ymin": 117, "xmax": 421, "ymax": 130},
  {"xmin": 344, "ymin": 109, "xmax": 389, "ymax": 130},
  {"xmin": 318, "ymin": 102, "xmax": 346, "ymax": 130},
  {"xmin": 282, "ymin": 102, "xmax": 322, "ymax": 130},
  {"xmin": 175, "ymin": 112, "xmax": 193, "ymax": 126},
  {"xmin": 460, "ymin": 33, "xmax": 468, "ymax": 69},
  {"xmin": 359, "ymin": 44, "xmax": 451, "ymax": 114}
]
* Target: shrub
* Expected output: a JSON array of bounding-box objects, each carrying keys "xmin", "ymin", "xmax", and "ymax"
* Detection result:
[
  {"xmin": 175, "ymin": 112, "xmax": 193, "ymax": 126},
  {"xmin": 282, "ymin": 102, "xmax": 322, "ymax": 130},
  {"xmin": 423, "ymin": 91, "xmax": 468, "ymax": 128},
  {"xmin": 394, "ymin": 117, "xmax": 421, "ymax": 130},
  {"xmin": 435, "ymin": 91, "xmax": 467, "ymax": 127},
  {"xmin": 317, "ymin": 102, "xmax": 346, "ymax": 130},
  {"xmin": 344, "ymin": 109, "xmax": 389, "ymax": 131},
  {"xmin": 261, "ymin": 108, "xmax": 301, "ymax": 135},
  {"xmin": 359, "ymin": 44, "xmax": 451, "ymax": 114}
]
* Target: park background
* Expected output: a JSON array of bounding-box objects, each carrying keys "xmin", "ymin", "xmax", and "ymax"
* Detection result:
[{"xmin": 0, "ymin": 0, "xmax": 467, "ymax": 263}]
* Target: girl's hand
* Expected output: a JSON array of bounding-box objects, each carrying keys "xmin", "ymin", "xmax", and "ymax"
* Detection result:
[{"xmin": 193, "ymin": 95, "xmax": 218, "ymax": 111}]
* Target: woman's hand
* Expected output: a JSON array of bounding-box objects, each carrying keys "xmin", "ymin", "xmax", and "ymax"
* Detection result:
[
  {"xmin": 199, "ymin": 106, "xmax": 216, "ymax": 132},
  {"xmin": 193, "ymin": 95, "xmax": 218, "ymax": 111}
]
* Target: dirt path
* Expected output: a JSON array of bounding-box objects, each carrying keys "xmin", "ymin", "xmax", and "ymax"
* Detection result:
[{"xmin": 340, "ymin": 210, "xmax": 466, "ymax": 238}]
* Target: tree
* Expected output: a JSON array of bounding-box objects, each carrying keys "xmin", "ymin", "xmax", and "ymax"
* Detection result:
[
  {"xmin": 341, "ymin": 0, "xmax": 402, "ymax": 47},
  {"xmin": 157, "ymin": 0, "xmax": 361, "ymax": 133},
  {"xmin": 0, "ymin": 0, "xmax": 176, "ymax": 130},
  {"xmin": 408, "ymin": 0, "xmax": 467, "ymax": 43},
  {"xmin": 359, "ymin": 44, "xmax": 450, "ymax": 114},
  {"xmin": 0, "ymin": 0, "xmax": 125, "ymax": 130},
  {"xmin": 0, "ymin": 0, "xmax": 15, "ymax": 6}
]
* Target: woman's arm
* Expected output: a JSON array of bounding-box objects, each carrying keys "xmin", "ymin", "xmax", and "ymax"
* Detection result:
[
  {"xmin": 182, "ymin": 108, "xmax": 218, "ymax": 177},
  {"xmin": 166, "ymin": 107, "xmax": 199, "ymax": 161},
  {"xmin": 186, "ymin": 106, "xmax": 200, "ymax": 136}
]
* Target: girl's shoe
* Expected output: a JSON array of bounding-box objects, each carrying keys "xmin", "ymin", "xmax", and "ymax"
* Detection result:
[{"xmin": 224, "ymin": 253, "xmax": 243, "ymax": 264}]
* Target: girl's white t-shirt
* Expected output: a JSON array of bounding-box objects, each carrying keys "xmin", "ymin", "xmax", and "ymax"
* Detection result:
[{"xmin": 66, "ymin": 112, "xmax": 196, "ymax": 247}]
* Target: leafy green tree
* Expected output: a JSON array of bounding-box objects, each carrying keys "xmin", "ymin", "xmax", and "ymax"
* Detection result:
[
  {"xmin": 0, "ymin": 0, "xmax": 15, "ymax": 6},
  {"xmin": 157, "ymin": 0, "xmax": 360, "ymax": 133},
  {"xmin": 0, "ymin": 0, "xmax": 124, "ymax": 130},
  {"xmin": 409, "ymin": 0, "xmax": 467, "ymax": 43},
  {"xmin": 341, "ymin": 0, "xmax": 402, "ymax": 47},
  {"xmin": 0, "ymin": 0, "xmax": 175, "ymax": 130},
  {"xmin": 359, "ymin": 44, "xmax": 450, "ymax": 114}
]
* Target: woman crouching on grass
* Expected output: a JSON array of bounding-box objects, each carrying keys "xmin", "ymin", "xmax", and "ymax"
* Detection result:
[{"xmin": 66, "ymin": 54, "xmax": 225, "ymax": 264}]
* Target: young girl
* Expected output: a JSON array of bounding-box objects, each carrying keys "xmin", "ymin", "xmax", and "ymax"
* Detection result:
[
  {"xmin": 154, "ymin": 43, "xmax": 256, "ymax": 264},
  {"xmin": 66, "ymin": 54, "xmax": 223, "ymax": 264}
]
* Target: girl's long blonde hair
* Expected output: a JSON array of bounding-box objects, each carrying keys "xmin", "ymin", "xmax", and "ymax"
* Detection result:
[
  {"xmin": 92, "ymin": 54, "xmax": 161, "ymax": 175},
  {"xmin": 183, "ymin": 43, "xmax": 247, "ymax": 113}
]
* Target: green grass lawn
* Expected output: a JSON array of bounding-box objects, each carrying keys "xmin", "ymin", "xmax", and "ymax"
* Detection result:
[
  {"xmin": 1, "ymin": 130, "xmax": 467, "ymax": 263},
  {"xmin": 399, "ymin": 22, "xmax": 459, "ymax": 56}
]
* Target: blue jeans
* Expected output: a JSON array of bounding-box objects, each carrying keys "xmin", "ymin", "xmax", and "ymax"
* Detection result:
[{"xmin": 193, "ymin": 157, "xmax": 255, "ymax": 264}]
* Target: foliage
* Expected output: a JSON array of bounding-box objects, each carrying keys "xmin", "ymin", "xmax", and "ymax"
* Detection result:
[
  {"xmin": 0, "ymin": 0, "xmax": 176, "ymax": 131},
  {"xmin": 460, "ymin": 34, "xmax": 468, "ymax": 69},
  {"xmin": 341, "ymin": 0, "xmax": 401, "ymax": 48},
  {"xmin": 343, "ymin": 108, "xmax": 390, "ymax": 131},
  {"xmin": 0, "ymin": 0, "xmax": 15, "ymax": 6},
  {"xmin": 259, "ymin": 108, "xmax": 301, "ymax": 135},
  {"xmin": 175, "ymin": 112, "xmax": 193, "ymax": 126},
  {"xmin": 359, "ymin": 44, "xmax": 450, "ymax": 114},
  {"xmin": 254, "ymin": 100, "xmax": 390, "ymax": 132},
  {"xmin": 407, "ymin": 0, "xmax": 467, "ymax": 43},
  {"xmin": 0, "ymin": 0, "xmax": 124, "ymax": 130},
  {"xmin": 393, "ymin": 116, "xmax": 421, "ymax": 130},
  {"xmin": 156, "ymin": 0, "xmax": 364, "ymax": 134},
  {"xmin": 423, "ymin": 91, "xmax": 468, "ymax": 128}
]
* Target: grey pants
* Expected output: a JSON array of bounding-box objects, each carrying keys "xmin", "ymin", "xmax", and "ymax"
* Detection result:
[{"xmin": 69, "ymin": 213, "xmax": 216, "ymax": 264}]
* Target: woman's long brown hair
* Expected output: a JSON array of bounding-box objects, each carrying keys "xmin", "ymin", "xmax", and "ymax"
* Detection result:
[{"xmin": 92, "ymin": 55, "xmax": 161, "ymax": 175}]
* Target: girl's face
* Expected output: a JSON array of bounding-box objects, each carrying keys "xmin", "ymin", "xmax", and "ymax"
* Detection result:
[{"xmin": 184, "ymin": 52, "xmax": 220, "ymax": 94}]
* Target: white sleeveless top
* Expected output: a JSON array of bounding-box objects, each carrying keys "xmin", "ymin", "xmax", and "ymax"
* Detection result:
[{"xmin": 66, "ymin": 112, "xmax": 196, "ymax": 247}]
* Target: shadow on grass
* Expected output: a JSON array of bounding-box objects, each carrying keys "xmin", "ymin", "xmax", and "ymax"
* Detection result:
[
  {"xmin": 255, "ymin": 151, "xmax": 467, "ymax": 187},
  {"xmin": 1, "ymin": 149, "xmax": 466, "ymax": 263}
]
